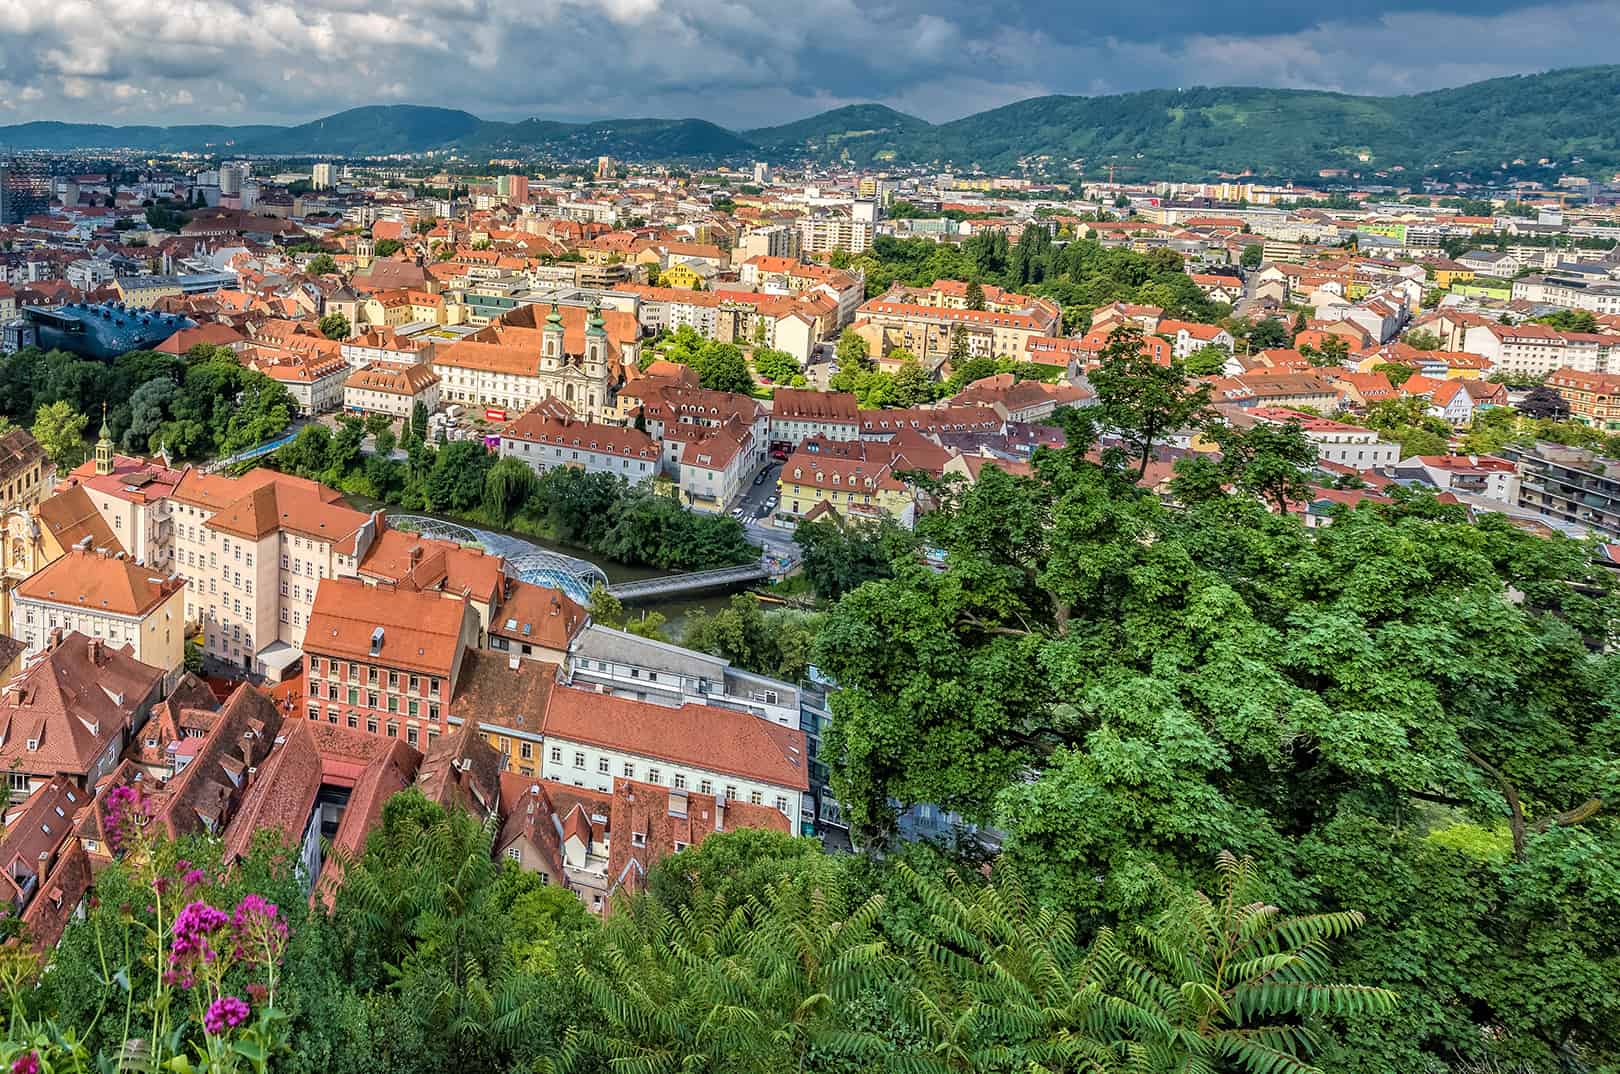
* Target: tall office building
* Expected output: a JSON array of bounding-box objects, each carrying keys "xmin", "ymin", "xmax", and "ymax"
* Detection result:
[
  {"xmin": 498, "ymin": 174, "xmax": 529, "ymax": 204},
  {"xmin": 218, "ymin": 163, "xmax": 246, "ymax": 196},
  {"xmin": 311, "ymin": 163, "xmax": 336, "ymax": 190},
  {"xmin": 0, "ymin": 159, "xmax": 51, "ymax": 225}
]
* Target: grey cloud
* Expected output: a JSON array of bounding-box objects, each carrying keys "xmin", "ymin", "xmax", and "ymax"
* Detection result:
[{"xmin": 0, "ymin": 0, "xmax": 1611, "ymax": 130}]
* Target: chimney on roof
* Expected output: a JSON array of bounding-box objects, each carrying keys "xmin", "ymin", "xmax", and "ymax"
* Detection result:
[
  {"xmin": 370, "ymin": 627, "xmax": 384, "ymax": 656},
  {"xmin": 88, "ymin": 638, "xmax": 103, "ymax": 664}
]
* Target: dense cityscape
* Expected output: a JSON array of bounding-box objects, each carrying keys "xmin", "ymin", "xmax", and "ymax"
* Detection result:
[{"xmin": 0, "ymin": 48, "xmax": 1617, "ymax": 1074}]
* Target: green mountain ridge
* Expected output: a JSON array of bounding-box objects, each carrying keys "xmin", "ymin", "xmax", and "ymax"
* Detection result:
[{"xmin": 3, "ymin": 66, "xmax": 1619, "ymax": 177}]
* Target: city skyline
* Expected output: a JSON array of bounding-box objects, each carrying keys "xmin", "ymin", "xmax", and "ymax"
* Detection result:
[{"xmin": 2, "ymin": 0, "xmax": 1617, "ymax": 129}]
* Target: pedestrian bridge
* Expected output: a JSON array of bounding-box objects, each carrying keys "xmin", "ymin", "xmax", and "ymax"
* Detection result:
[
  {"xmin": 607, "ymin": 562, "xmax": 771, "ymax": 602},
  {"xmin": 386, "ymin": 514, "xmax": 608, "ymax": 604}
]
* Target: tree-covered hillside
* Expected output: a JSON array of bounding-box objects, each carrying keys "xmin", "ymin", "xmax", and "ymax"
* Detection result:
[
  {"xmin": 813, "ymin": 65, "xmax": 1620, "ymax": 178},
  {"xmin": 7, "ymin": 66, "xmax": 1620, "ymax": 177}
]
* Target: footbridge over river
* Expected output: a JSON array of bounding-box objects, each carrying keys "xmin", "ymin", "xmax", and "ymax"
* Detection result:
[{"xmin": 606, "ymin": 562, "xmax": 772, "ymax": 602}]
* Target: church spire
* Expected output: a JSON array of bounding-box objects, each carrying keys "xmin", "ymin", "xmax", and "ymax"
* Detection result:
[{"xmin": 94, "ymin": 403, "xmax": 114, "ymax": 476}]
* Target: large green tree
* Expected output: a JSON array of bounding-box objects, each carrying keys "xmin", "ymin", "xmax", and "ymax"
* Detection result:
[
  {"xmin": 812, "ymin": 421, "xmax": 1620, "ymax": 1071},
  {"xmin": 1088, "ymin": 324, "xmax": 1213, "ymax": 477}
]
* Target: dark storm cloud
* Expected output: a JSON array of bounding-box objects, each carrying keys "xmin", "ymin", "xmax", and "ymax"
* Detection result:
[{"xmin": 0, "ymin": 0, "xmax": 1612, "ymax": 128}]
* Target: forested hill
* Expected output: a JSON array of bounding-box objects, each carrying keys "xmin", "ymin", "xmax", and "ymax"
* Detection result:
[
  {"xmin": 828, "ymin": 65, "xmax": 1620, "ymax": 177},
  {"xmin": 4, "ymin": 65, "xmax": 1619, "ymax": 177}
]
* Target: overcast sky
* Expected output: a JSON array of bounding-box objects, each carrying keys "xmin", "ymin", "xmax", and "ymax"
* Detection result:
[{"xmin": 2, "ymin": 0, "xmax": 1614, "ymax": 129}]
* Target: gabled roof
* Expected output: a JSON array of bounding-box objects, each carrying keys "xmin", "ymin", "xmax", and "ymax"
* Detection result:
[
  {"xmin": 0, "ymin": 633, "xmax": 165, "ymax": 778},
  {"xmin": 542, "ymin": 685, "xmax": 810, "ymax": 791}
]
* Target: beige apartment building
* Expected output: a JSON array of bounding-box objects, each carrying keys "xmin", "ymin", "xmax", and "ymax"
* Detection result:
[
  {"xmin": 10, "ymin": 547, "xmax": 187, "ymax": 684},
  {"xmin": 166, "ymin": 468, "xmax": 373, "ymax": 676},
  {"xmin": 853, "ymin": 300, "xmax": 1058, "ymax": 364}
]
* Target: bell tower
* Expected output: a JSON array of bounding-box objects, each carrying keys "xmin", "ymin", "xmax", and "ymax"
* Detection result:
[
  {"xmin": 542, "ymin": 306, "xmax": 564, "ymax": 372},
  {"xmin": 95, "ymin": 404, "xmax": 114, "ymax": 476},
  {"xmin": 584, "ymin": 304, "xmax": 607, "ymax": 379}
]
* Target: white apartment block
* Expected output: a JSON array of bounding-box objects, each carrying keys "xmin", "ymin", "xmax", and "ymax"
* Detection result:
[
  {"xmin": 1249, "ymin": 408, "xmax": 1400, "ymax": 469},
  {"xmin": 797, "ymin": 216, "xmax": 873, "ymax": 255},
  {"xmin": 1463, "ymin": 323, "xmax": 1620, "ymax": 377},
  {"xmin": 496, "ymin": 409, "xmax": 660, "ymax": 484}
]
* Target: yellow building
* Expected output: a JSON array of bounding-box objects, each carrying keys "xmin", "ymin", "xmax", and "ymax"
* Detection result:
[
  {"xmin": 776, "ymin": 441, "xmax": 916, "ymax": 527},
  {"xmin": 115, "ymin": 277, "xmax": 185, "ymax": 307},
  {"xmin": 11, "ymin": 547, "xmax": 188, "ymax": 685},
  {"xmin": 1431, "ymin": 262, "xmax": 1476, "ymax": 289},
  {"xmin": 659, "ymin": 263, "xmax": 704, "ymax": 290},
  {"xmin": 0, "ymin": 429, "xmax": 56, "ymax": 628}
]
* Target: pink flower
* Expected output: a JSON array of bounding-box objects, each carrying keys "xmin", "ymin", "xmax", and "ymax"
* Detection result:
[
  {"xmin": 11, "ymin": 1052, "xmax": 39, "ymax": 1074},
  {"xmin": 169, "ymin": 901, "xmax": 231, "ymax": 986},
  {"xmin": 102, "ymin": 783, "xmax": 152, "ymax": 856},
  {"xmin": 203, "ymin": 995, "xmax": 250, "ymax": 1035},
  {"xmin": 231, "ymin": 893, "xmax": 289, "ymax": 967},
  {"xmin": 182, "ymin": 869, "xmax": 208, "ymax": 890}
]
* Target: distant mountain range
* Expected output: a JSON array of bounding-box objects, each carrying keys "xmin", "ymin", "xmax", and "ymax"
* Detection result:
[{"xmin": 5, "ymin": 66, "xmax": 1620, "ymax": 180}]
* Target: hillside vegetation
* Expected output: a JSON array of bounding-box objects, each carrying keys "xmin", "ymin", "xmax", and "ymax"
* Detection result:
[{"xmin": 4, "ymin": 66, "xmax": 1619, "ymax": 176}]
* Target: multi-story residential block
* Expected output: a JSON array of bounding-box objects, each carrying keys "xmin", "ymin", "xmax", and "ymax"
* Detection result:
[
  {"xmin": 735, "ymin": 224, "xmax": 800, "ymax": 263},
  {"xmin": 1157, "ymin": 318, "xmax": 1236, "ymax": 357},
  {"xmin": 1245, "ymin": 407, "xmax": 1400, "ymax": 468},
  {"xmin": 564, "ymin": 623, "xmax": 801, "ymax": 728},
  {"xmin": 537, "ymin": 684, "xmax": 813, "ymax": 833},
  {"xmin": 768, "ymin": 389, "xmax": 860, "ymax": 447},
  {"xmin": 1392, "ymin": 454, "xmax": 1520, "ymax": 504},
  {"xmin": 853, "ymin": 299, "xmax": 1059, "ymax": 364},
  {"xmin": 797, "ymin": 215, "xmax": 873, "ymax": 255},
  {"xmin": 339, "ymin": 327, "xmax": 434, "ymax": 369},
  {"xmin": 302, "ymin": 576, "xmax": 480, "ymax": 748},
  {"xmin": 0, "ymin": 429, "xmax": 53, "ymax": 625},
  {"xmin": 1500, "ymin": 442, "xmax": 1620, "ymax": 538},
  {"xmin": 0, "ymin": 631, "xmax": 165, "ymax": 801},
  {"xmin": 776, "ymin": 436, "xmax": 918, "ymax": 526},
  {"xmin": 167, "ymin": 468, "xmax": 372, "ymax": 675},
  {"xmin": 735, "ymin": 256, "xmax": 865, "ymax": 328},
  {"xmin": 1546, "ymin": 367, "xmax": 1620, "ymax": 431},
  {"xmin": 495, "ymin": 408, "xmax": 660, "ymax": 484},
  {"xmin": 62, "ymin": 432, "xmax": 182, "ymax": 570},
  {"xmin": 1463, "ymin": 322, "xmax": 1620, "ymax": 377},
  {"xmin": 341, "ymin": 362, "xmax": 441, "ymax": 418},
  {"xmin": 1511, "ymin": 275, "xmax": 1620, "ymax": 315},
  {"xmin": 11, "ymin": 547, "xmax": 186, "ymax": 682}
]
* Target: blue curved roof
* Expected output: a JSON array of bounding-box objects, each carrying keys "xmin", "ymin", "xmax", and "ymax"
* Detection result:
[{"xmin": 22, "ymin": 302, "xmax": 196, "ymax": 360}]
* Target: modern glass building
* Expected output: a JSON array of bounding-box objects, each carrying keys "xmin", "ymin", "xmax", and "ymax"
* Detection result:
[
  {"xmin": 0, "ymin": 158, "xmax": 50, "ymax": 225},
  {"xmin": 20, "ymin": 302, "xmax": 195, "ymax": 360}
]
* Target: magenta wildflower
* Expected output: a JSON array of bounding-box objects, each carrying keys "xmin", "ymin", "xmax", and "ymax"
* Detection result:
[
  {"xmin": 203, "ymin": 995, "xmax": 250, "ymax": 1035},
  {"xmin": 168, "ymin": 901, "xmax": 231, "ymax": 986},
  {"xmin": 102, "ymin": 783, "xmax": 150, "ymax": 856},
  {"xmin": 11, "ymin": 1052, "xmax": 39, "ymax": 1074},
  {"xmin": 231, "ymin": 893, "xmax": 289, "ymax": 967},
  {"xmin": 182, "ymin": 868, "xmax": 208, "ymax": 890}
]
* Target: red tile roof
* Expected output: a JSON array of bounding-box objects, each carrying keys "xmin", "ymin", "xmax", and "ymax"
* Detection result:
[{"xmin": 542, "ymin": 685, "xmax": 810, "ymax": 791}]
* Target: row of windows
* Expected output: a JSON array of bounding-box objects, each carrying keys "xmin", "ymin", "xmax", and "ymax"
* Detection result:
[
  {"xmin": 546, "ymin": 746, "xmax": 788, "ymax": 812},
  {"xmin": 307, "ymin": 706, "xmax": 439, "ymax": 747},
  {"xmin": 310, "ymin": 659, "xmax": 440, "ymax": 695}
]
